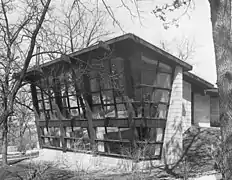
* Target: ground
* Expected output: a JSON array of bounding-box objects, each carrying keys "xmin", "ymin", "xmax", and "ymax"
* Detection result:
[
  {"xmin": 0, "ymin": 161, "xmax": 180, "ymax": 180},
  {"xmin": 0, "ymin": 126, "xmax": 222, "ymax": 179}
]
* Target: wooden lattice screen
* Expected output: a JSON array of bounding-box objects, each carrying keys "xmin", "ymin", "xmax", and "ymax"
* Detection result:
[{"xmin": 31, "ymin": 53, "xmax": 175, "ymax": 160}]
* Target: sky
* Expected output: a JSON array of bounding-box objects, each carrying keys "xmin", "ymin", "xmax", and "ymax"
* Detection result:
[{"xmin": 102, "ymin": 0, "xmax": 217, "ymax": 85}]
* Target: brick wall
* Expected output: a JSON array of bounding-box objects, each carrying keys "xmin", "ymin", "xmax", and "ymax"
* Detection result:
[
  {"xmin": 182, "ymin": 80, "xmax": 192, "ymax": 132},
  {"xmin": 162, "ymin": 66, "xmax": 183, "ymax": 165}
]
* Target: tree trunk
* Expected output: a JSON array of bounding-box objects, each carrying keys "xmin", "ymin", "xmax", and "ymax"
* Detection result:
[
  {"xmin": 19, "ymin": 131, "xmax": 23, "ymax": 152},
  {"xmin": 209, "ymin": 0, "xmax": 232, "ymax": 178},
  {"xmin": 1, "ymin": 117, "xmax": 8, "ymax": 166}
]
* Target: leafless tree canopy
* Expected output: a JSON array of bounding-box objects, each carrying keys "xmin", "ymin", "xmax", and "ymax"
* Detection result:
[{"xmin": 159, "ymin": 36, "xmax": 196, "ymax": 62}]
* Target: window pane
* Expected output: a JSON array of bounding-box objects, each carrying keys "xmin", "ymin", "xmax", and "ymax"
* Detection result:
[
  {"xmin": 102, "ymin": 90, "xmax": 114, "ymax": 104},
  {"xmin": 134, "ymin": 88, "xmax": 142, "ymax": 101},
  {"xmin": 100, "ymin": 75, "xmax": 111, "ymax": 89},
  {"xmin": 62, "ymin": 97, "xmax": 68, "ymax": 108},
  {"xmin": 151, "ymin": 90, "xmax": 170, "ymax": 103},
  {"xmin": 142, "ymin": 70, "xmax": 156, "ymax": 85},
  {"xmin": 111, "ymin": 57, "xmax": 124, "ymax": 74},
  {"xmin": 141, "ymin": 55, "xmax": 158, "ymax": 70},
  {"xmin": 142, "ymin": 87, "xmax": 153, "ymax": 101},
  {"xmin": 159, "ymin": 63, "xmax": 172, "ymax": 73},
  {"xmin": 156, "ymin": 73, "xmax": 171, "ymax": 88},
  {"xmin": 69, "ymin": 96, "xmax": 78, "ymax": 107},
  {"xmin": 38, "ymin": 101, "xmax": 43, "ymax": 110},
  {"xmin": 105, "ymin": 106, "xmax": 116, "ymax": 117},
  {"xmin": 70, "ymin": 109, "xmax": 79, "ymax": 116},
  {"xmin": 156, "ymin": 104, "xmax": 167, "ymax": 118},
  {"xmin": 150, "ymin": 103, "xmax": 159, "ymax": 117},
  {"xmin": 91, "ymin": 58, "xmax": 103, "ymax": 69},
  {"xmin": 92, "ymin": 93, "xmax": 101, "ymax": 104},
  {"xmin": 92, "ymin": 106, "xmax": 102, "ymax": 119},
  {"xmin": 90, "ymin": 78, "xmax": 99, "ymax": 92}
]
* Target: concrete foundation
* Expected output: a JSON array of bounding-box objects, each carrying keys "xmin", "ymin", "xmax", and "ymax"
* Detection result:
[{"xmin": 32, "ymin": 148, "xmax": 162, "ymax": 173}]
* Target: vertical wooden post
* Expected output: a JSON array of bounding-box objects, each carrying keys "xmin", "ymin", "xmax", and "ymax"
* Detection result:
[
  {"xmin": 30, "ymin": 84, "xmax": 43, "ymax": 148},
  {"xmin": 124, "ymin": 96, "xmax": 138, "ymax": 148},
  {"xmin": 53, "ymin": 103, "xmax": 66, "ymax": 152},
  {"xmin": 84, "ymin": 99, "xmax": 96, "ymax": 154}
]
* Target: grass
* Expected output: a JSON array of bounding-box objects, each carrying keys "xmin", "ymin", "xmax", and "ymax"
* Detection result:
[{"xmin": 0, "ymin": 160, "xmax": 181, "ymax": 180}]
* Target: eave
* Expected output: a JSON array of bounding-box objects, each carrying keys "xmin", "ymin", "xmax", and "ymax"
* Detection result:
[
  {"xmin": 25, "ymin": 33, "xmax": 192, "ymax": 74},
  {"xmin": 183, "ymin": 72, "xmax": 215, "ymax": 89}
]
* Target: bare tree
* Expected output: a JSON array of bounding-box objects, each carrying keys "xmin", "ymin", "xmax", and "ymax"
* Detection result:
[
  {"xmin": 12, "ymin": 88, "xmax": 34, "ymax": 152},
  {"xmin": 159, "ymin": 36, "xmax": 196, "ymax": 62},
  {"xmin": 37, "ymin": 0, "xmax": 111, "ymax": 62},
  {"xmin": 0, "ymin": 0, "xmax": 52, "ymax": 166}
]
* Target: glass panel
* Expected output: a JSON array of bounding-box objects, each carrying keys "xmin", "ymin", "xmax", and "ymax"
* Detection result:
[
  {"xmin": 151, "ymin": 90, "xmax": 170, "ymax": 103},
  {"xmin": 92, "ymin": 58, "xmax": 103, "ymax": 69},
  {"xmin": 159, "ymin": 63, "xmax": 172, "ymax": 73},
  {"xmin": 68, "ymin": 84, "xmax": 75, "ymax": 96},
  {"xmin": 111, "ymin": 57, "xmax": 124, "ymax": 72},
  {"xmin": 142, "ymin": 87, "xmax": 153, "ymax": 101},
  {"xmin": 44, "ymin": 99, "xmax": 50, "ymax": 110},
  {"xmin": 92, "ymin": 106, "xmax": 102, "ymax": 119},
  {"xmin": 156, "ymin": 73, "xmax": 171, "ymax": 88},
  {"xmin": 100, "ymin": 75, "xmax": 111, "ymax": 89},
  {"xmin": 154, "ymin": 144, "xmax": 162, "ymax": 156},
  {"xmin": 150, "ymin": 103, "xmax": 159, "ymax": 117},
  {"xmin": 144, "ymin": 103, "xmax": 150, "ymax": 117},
  {"xmin": 148, "ymin": 128, "xmax": 156, "ymax": 141},
  {"xmin": 141, "ymin": 70, "xmax": 156, "ymax": 85},
  {"xmin": 105, "ymin": 105, "xmax": 116, "ymax": 117},
  {"xmin": 62, "ymin": 97, "xmax": 68, "ymax": 108},
  {"xmin": 156, "ymin": 104, "xmax": 167, "ymax": 118},
  {"xmin": 141, "ymin": 55, "xmax": 158, "ymax": 70},
  {"xmin": 115, "ymin": 94, "xmax": 123, "ymax": 103},
  {"xmin": 103, "ymin": 59, "xmax": 110, "ymax": 73},
  {"xmin": 70, "ymin": 108, "xmax": 79, "ymax": 116},
  {"xmin": 117, "ymin": 104, "xmax": 127, "ymax": 118},
  {"xmin": 69, "ymin": 96, "xmax": 78, "ymax": 107},
  {"xmin": 156, "ymin": 128, "xmax": 163, "ymax": 142},
  {"xmin": 90, "ymin": 78, "xmax": 99, "ymax": 92},
  {"xmin": 37, "ymin": 90, "xmax": 42, "ymax": 100},
  {"xmin": 111, "ymin": 57, "xmax": 124, "ymax": 89},
  {"xmin": 44, "ymin": 138, "xmax": 50, "ymax": 146},
  {"xmin": 92, "ymin": 92, "xmax": 101, "ymax": 104},
  {"xmin": 38, "ymin": 101, "xmax": 43, "ymax": 111},
  {"xmin": 134, "ymin": 88, "xmax": 142, "ymax": 101},
  {"xmin": 40, "ymin": 112, "xmax": 46, "ymax": 121},
  {"xmin": 102, "ymin": 90, "xmax": 113, "ymax": 104}
]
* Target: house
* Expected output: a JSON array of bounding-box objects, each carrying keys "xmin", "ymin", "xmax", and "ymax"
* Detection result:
[{"xmin": 24, "ymin": 33, "xmax": 219, "ymax": 166}]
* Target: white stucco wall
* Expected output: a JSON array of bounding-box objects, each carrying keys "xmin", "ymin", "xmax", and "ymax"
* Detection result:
[
  {"xmin": 193, "ymin": 93, "xmax": 211, "ymax": 127},
  {"xmin": 182, "ymin": 81, "xmax": 192, "ymax": 132}
]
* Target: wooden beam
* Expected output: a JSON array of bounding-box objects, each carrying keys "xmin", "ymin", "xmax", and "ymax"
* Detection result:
[
  {"xmin": 52, "ymin": 102, "xmax": 66, "ymax": 152},
  {"xmin": 84, "ymin": 99, "xmax": 96, "ymax": 153},
  {"xmin": 38, "ymin": 118, "xmax": 167, "ymax": 128}
]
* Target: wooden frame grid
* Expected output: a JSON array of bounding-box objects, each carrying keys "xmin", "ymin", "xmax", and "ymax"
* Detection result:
[{"xmin": 30, "ymin": 53, "xmax": 176, "ymax": 160}]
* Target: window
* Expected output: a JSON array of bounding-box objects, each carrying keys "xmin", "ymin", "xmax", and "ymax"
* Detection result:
[
  {"xmin": 90, "ymin": 57, "xmax": 125, "ymax": 119},
  {"xmin": 133, "ymin": 55, "xmax": 173, "ymax": 119}
]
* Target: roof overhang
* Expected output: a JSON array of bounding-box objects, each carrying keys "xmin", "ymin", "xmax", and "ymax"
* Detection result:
[
  {"xmin": 204, "ymin": 88, "xmax": 219, "ymax": 97},
  {"xmin": 183, "ymin": 72, "xmax": 215, "ymax": 89},
  {"xmin": 25, "ymin": 33, "xmax": 192, "ymax": 74}
]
